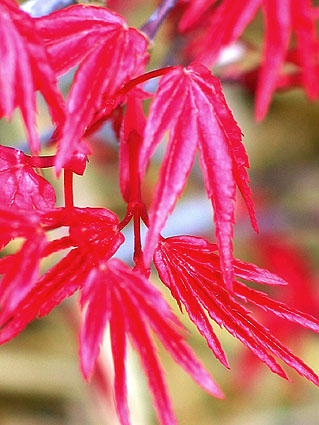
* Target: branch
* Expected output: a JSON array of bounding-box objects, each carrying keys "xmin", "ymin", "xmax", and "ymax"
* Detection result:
[
  {"xmin": 21, "ymin": 0, "xmax": 77, "ymax": 17},
  {"xmin": 140, "ymin": 0, "xmax": 178, "ymax": 40}
]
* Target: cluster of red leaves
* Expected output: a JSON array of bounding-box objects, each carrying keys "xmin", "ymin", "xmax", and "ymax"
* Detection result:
[
  {"xmin": 0, "ymin": 2, "xmax": 318, "ymax": 425},
  {"xmin": 179, "ymin": 0, "xmax": 319, "ymax": 120}
]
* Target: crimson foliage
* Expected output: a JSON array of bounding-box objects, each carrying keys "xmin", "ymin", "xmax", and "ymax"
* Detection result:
[{"xmin": 0, "ymin": 1, "xmax": 318, "ymax": 424}]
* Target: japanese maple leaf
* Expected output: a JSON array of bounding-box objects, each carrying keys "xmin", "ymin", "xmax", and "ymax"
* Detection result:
[
  {"xmin": 80, "ymin": 258, "xmax": 223, "ymax": 425},
  {"xmin": 36, "ymin": 5, "xmax": 149, "ymax": 171},
  {"xmin": 154, "ymin": 236, "xmax": 319, "ymax": 386},
  {"xmin": 0, "ymin": 145, "xmax": 56, "ymax": 210},
  {"xmin": 189, "ymin": 0, "xmax": 319, "ymax": 120},
  {"xmin": 0, "ymin": 207, "xmax": 124, "ymax": 345},
  {"xmin": 0, "ymin": 0, "xmax": 65, "ymax": 154},
  {"xmin": 139, "ymin": 62, "xmax": 257, "ymax": 290}
]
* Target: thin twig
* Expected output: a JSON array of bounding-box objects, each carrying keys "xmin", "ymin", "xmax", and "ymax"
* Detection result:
[{"xmin": 140, "ymin": 0, "xmax": 178, "ymax": 40}]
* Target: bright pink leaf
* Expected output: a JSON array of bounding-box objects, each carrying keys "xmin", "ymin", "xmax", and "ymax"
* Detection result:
[
  {"xmin": 0, "ymin": 146, "xmax": 56, "ymax": 210},
  {"xmin": 140, "ymin": 63, "xmax": 257, "ymax": 289}
]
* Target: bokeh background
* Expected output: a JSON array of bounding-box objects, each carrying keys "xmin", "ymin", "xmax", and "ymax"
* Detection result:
[{"xmin": 0, "ymin": 1, "xmax": 318, "ymax": 424}]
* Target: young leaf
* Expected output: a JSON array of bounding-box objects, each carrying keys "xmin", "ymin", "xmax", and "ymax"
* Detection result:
[{"xmin": 140, "ymin": 63, "xmax": 257, "ymax": 289}]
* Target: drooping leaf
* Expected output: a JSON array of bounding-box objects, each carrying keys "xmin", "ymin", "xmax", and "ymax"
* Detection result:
[
  {"xmin": 0, "ymin": 206, "xmax": 124, "ymax": 344},
  {"xmin": 140, "ymin": 63, "xmax": 257, "ymax": 289},
  {"xmin": 0, "ymin": 145, "xmax": 56, "ymax": 210},
  {"xmin": 154, "ymin": 236, "xmax": 319, "ymax": 385},
  {"xmin": 79, "ymin": 258, "xmax": 223, "ymax": 425}
]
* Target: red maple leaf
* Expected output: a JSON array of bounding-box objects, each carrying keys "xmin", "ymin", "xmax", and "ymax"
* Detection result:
[
  {"xmin": 0, "ymin": 146, "xmax": 56, "ymax": 210},
  {"xmin": 79, "ymin": 258, "xmax": 223, "ymax": 425},
  {"xmin": 139, "ymin": 62, "xmax": 257, "ymax": 289},
  {"xmin": 154, "ymin": 235, "xmax": 319, "ymax": 385},
  {"xmin": 0, "ymin": 207, "xmax": 124, "ymax": 344},
  {"xmin": 0, "ymin": 0, "xmax": 65, "ymax": 154},
  {"xmin": 186, "ymin": 0, "xmax": 319, "ymax": 120},
  {"xmin": 36, "ymin": 5, "xmax": 149, "ymax": 172}
]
